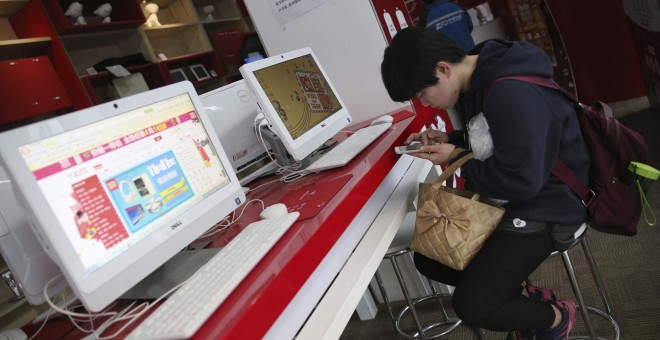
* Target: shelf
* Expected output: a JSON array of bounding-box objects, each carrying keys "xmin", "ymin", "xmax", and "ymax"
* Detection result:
[
  {"xmin": 193, "ymin": 0, "xmax": 249, "ymax": 31},
  {"xmin": 200, "ymin": 17, "xmax": 242, "ymax": 25},
  {"xmin": 42, "ymin": 0, "xmax": 145, "ymax": 35},
  {"xmin": 142, "ymin": 22, "xmax": 198, "ymax": 39},
  {"xmin": 61, "ymin": 29, "xmax": 151, "ymax": 76},
  {"xmin": 0, "ymin": 0, "xmax": 27, "ymax": 17},
  {"xmin": 81, "ymin": 63, "xmax": 166, "ymax": 104},
  {"xmin": 143, "ymin": 23, "xmax": 212, "ymax": 59},
  {"xmin": 0, "ymin": 36, "xmax": 50, "ymax": 60},
  {"xmin": 143, "ymin": 0, "xmax": 197, "ymax": 26}
]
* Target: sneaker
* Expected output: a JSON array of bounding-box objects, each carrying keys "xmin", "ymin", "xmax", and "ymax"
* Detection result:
[
  {"xmin": 536, "ymin": 299, "xmax": 576, "ymax": 340},
  {"xmin": 526, "ymin": 282, "xmax": 557, "ymax": 302},
  {"xmin": 515, "ymin": 283, "xmax": 558, "ymax": 339}
]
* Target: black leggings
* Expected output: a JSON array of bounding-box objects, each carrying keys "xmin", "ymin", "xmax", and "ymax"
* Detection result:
[{"xmin": 413, "ymin": 229, "xmax": 557, "ymax": 331}]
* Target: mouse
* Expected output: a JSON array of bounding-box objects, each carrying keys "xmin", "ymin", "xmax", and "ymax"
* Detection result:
[
  {"xmin": 370, "ymin": 114, "xmax": 394, "ymax": 126},
  {"xmin": 259, "ymin": 203, "xmax": 288, "ymax": 219},
  {"xmin": 0, "ymin": 328, "xmax": 27, "ymax": 340}
]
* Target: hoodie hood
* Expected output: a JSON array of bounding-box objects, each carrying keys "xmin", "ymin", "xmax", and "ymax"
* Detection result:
[{"xmin": 463, "ymin": 39, "xmax": 554, "ymax": 106}]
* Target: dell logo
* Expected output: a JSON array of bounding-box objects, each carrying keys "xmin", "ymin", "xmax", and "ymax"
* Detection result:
[
  {"xmin": 237, "ymin": 90, "xmax": 250, "ymax": 102},
  {"xmin": 170, "ymin": 221, "xmax": 182, "ymax": 230}
]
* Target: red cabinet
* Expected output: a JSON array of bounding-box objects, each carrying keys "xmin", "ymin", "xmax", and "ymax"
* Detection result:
[{"xmin": 0, "ymin": 56, "xmax": 71, "ymax": 125}]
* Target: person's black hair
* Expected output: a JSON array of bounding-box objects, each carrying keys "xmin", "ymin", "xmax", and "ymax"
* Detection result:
[{"xmin": 381, "ymin": 26, "xmax": 466, "ymax": 102}]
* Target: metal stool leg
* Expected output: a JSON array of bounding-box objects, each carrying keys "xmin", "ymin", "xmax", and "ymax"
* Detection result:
[
  {"xmin": 389, "ymin": 253, "xmax": 427, "ymax": 339},
  {"xmin": 376, "ymin": 248, "xmax": 467, "ymax": 339},
  {"xmin": 579, "ymin": 237, "xmax": 612, "ymax": 314},
  {"xmin": 426, "ymin": 278, "xmax": 451, "ymax": 321},
  {"xmin": 374, "ymin": 269, "xmax": 399, "ymax": 334},
  {"xmin": 560, "ymin": 251, "xmax": 598, "ymax": 340}
]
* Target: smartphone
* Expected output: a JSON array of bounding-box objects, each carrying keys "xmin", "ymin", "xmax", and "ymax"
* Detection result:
[{"xmin": 394, "ymin": 143, "xmax": 423, "ymax": 154}]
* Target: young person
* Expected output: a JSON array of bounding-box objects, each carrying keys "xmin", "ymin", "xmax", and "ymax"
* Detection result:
[{"xmin": 381, "ymin": 26, "xmax": 590, "ymax": 339}]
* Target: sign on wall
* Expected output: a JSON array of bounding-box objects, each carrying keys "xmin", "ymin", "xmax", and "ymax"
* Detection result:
[{"xmin": 269, "ymin": 0, "xmax": 327, "ymax": 25}]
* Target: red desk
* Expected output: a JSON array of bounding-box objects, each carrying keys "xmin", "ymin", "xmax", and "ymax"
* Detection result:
[
  {"xmin": 24, "ymin": 108, "xmax": 435, "ymax": 339},
  {"xmin": 197, "ymin": 109, "xmax": 424, "ymax": 339}
]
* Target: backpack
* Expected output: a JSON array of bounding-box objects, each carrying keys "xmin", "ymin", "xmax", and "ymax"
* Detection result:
[{"xmin": 491, "ymin": 75, "xmax": 650, "ymax": 236}]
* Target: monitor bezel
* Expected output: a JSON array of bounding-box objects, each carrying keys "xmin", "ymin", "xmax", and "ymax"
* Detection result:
[
  {"xmin": 0, "ymin": 81, "xmax": 246, "ymax": 312},
  {"xmin": 239, "ymin": 47, "xmax": 352, "ymax": 162}
]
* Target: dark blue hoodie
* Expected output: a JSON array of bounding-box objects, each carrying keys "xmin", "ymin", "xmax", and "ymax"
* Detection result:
[{"xmin": 453, "ymin": 39, "xmax": 590, "ymax": 226}]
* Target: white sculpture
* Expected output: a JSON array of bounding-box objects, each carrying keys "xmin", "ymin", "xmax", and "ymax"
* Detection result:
[
  {"xmin": 65, "ymin": 2, "xmax": 86, "ymax": 25},
  {"xmin": 203, "ymin": 5, "xmax": 215, "ymax": 21},
  {"xmin": 144, "ymin": 3, "xmax": 162, "ymax": 28},
  {"xmin": 94, "ymin": 3, "xmax": 112, "ymax": 23}
]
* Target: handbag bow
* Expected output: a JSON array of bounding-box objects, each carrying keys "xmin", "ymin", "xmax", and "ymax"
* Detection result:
[{"xmin": 416, "ymin": 197, "xmax": 472, "ymax": 249}]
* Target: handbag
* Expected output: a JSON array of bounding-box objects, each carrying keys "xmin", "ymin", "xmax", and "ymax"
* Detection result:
[{"xmin": 410, "ymin": 148, "xmax": 505, "ymax": 270}]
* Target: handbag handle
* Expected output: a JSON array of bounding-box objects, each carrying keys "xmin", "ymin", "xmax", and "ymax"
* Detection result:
[{"xmin": 433, "ymin": 148, "xmax": 474, "ymax": 189}]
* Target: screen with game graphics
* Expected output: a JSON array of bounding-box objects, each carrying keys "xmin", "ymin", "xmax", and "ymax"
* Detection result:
[{"xmin": 252, "ymin": 54, "xmax": 342, "ymax": 140}]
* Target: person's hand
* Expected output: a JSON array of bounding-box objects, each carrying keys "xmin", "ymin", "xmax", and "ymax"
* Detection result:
[
  {"xmin": 410, "ymin": 143, "xmax": 457, "ymax": 165},
  {"xmin": 405, "ymin": 129, "xmax": 448, "ymax": 145}
]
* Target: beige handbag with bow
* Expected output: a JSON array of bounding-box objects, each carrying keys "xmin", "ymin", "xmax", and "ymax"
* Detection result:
[{"xmin": 410, "ymin": 148, "xmax": 505, "ymax": 270}]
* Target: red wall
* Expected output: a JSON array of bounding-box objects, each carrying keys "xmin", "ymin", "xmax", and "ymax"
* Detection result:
[
  {"xmin": 544, "ymin": 0, "xmax": 645, "ymax": 103},
  {"xmin": 456, "ymin": 0, "xmax": 646, "ymax": 104}
]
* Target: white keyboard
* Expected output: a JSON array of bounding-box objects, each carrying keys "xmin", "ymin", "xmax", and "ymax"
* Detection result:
[
  {"xmin": 305, "ymin": 122, "xmax": 392, "ymax": 172},
  {"xmin": 127, "ymin": 212, "xmax": 300, "ymax": 339}
]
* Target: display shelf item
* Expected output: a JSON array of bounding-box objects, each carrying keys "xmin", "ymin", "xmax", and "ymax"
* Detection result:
[
  {"xmin": 159, "ymin": 51, "xmax": 222, "ymax": 85},
  {"xmin": 141, "ymin": 0, "xmax": 197, "ymax": 26},
  {"xmin": 61, "ymin": 30, "xmax": 151, "ymax": 76},
  {"xmin": 81, "ymin": 63, "xmax": 165, "ymax": 104},
  {"xmin": 42, "ymin": 0, "xmax": 145, "ymax": 35}
]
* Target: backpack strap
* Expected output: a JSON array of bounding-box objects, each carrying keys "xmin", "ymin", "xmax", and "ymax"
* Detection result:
[
  {"xmin": 489, "ymin": 75, "xmax": 594, "ymax": 206},
  {"xmin": 552, "ymin": 159, "xmax": 596, "ymax": 207}
]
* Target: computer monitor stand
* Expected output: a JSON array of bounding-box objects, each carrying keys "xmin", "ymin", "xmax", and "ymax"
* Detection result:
[
  {"xmin": 258, "ymin": 125, "xmax": 330, "ymax": 169},
  {"xmin": 120, "ymin": 246, "xmax": 221, "ymax": 300}
]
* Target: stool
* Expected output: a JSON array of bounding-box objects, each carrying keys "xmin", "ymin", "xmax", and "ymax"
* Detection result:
[
  {"xmin": 372, "ymin": 212, "xmax": 466, "ymax": 339},
  {"xmin": 530, "ymin": 224, "xmax": 621, "ymax": 340}
]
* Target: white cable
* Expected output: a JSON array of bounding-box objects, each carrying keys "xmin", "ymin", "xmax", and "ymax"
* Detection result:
[
  {"xmin": 27, "ymin": 294, "xmax": 56, "ymax": 340},
  {"xmin": 280, "ymin": 169, "xmax": 311, "ymax": 182},
  {"xmin": 254, "ymin": 117, "xmax": 303, "ymax": 176},
  {"xmin": 44, "ymin": 276, "xmax": 118, "ymax": 320},
  {"xmin": 244, "ymin": 177, "xmax": 280, "ymax": 194},
  {"xmin": 197, "ymin": 198, "xmax": 265, "ymax": 239}
]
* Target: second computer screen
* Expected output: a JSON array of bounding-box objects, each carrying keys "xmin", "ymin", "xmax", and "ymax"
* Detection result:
[{"xmin": 253, "ymin": 54, "xmax": 342, "ymax": 140}]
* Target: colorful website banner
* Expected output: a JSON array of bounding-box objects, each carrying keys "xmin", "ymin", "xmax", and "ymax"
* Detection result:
[{"xmin": 105, "ymin": 151, "xmax": 194, "ymax": 234}]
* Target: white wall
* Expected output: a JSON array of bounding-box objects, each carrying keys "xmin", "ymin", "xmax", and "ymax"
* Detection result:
[{"xmin": 243, "ymin": 0, "xmax": 411, "ymax": 125}]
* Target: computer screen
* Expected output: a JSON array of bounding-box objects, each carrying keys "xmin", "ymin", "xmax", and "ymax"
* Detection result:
[
  {"xmin": 0, "ymin": 81, "xmax": 245, "ymax": 312},
  {"xmin": 200, "ymin": 80, "xmax": 275, "ymax": 185},
  {"xmin": 239, "ymin": 47, "xmax": 352, "ymax": 162}
]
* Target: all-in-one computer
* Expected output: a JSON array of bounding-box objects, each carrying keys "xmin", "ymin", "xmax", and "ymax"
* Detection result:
[{"xmin": 0, "ymin": 81, "xmax": 246, "ymax": 312}]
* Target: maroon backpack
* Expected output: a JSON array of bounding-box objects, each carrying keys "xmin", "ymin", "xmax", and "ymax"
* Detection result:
[{"xmin": 492, "ymin": 76, "xmax": 649, "ymax": 236}]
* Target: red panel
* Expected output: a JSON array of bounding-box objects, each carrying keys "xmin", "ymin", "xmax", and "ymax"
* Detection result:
[
  {"xmin": 533, "ymin": 0, "xmax": 646, "ymax": 103},
  {"xmin": 403, "ymin": 0, "xmax": 426, "ymax": 26},
  {"xmin": 11, "ymin": 0, "xmax": 91, "ymax": 111},
  {"xmin": 209, "ymin": 29, "xmax": 245, "ymax": 69},
  {"xmin": 0, "ymin": 56, "xmax": 72, "ymax": 124},
  {"xmin": 371, "ymin": 0, "xmax": 414, "ymax": 43}
]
